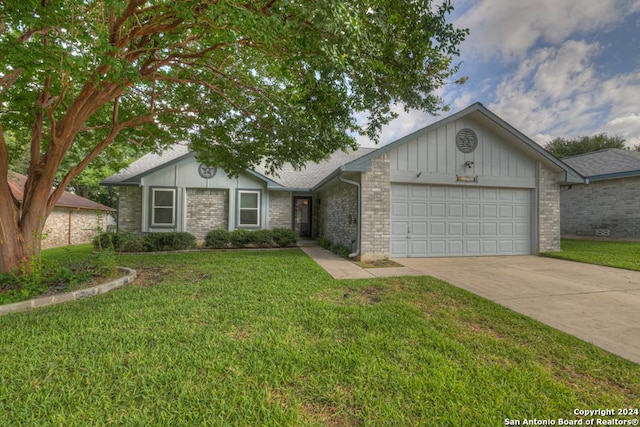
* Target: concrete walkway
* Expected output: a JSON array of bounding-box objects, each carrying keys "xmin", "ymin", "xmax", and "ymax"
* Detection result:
[
  {"xmin": 298, "ymin": 241, "xmax": 422, "ymax": 279},
  {"xmin": 298, "ymin": 241, "xmax": 640, "ymax": 364}
]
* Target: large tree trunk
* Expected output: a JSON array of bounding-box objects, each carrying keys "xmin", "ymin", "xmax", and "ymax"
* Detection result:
[
  {"xmin": 0, "ymin": 199, "xmax": 44, "ymax": 274},
  {"xmin": 0, "ymin": 181, "xmax": 47, "ymax": 274}
]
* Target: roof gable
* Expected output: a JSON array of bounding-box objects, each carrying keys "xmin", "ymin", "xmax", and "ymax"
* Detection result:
[{"xmin": 341, "ymin": 103, "xmax": 584, "ymax": 184}]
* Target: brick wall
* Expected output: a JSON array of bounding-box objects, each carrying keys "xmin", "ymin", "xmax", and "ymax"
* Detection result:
[
  {"xmin": 360, "ymin": 154, "xmax": 391, "ymax": 260},
  {"xmin": 268, "ymin": 191, "xmax": 292, "ymax": 229},
  {"xmin": 186, "ymin": 188, "xmax": 229, "ymax": 240},
  {"xmin": 537, "ymin": 162, "xmax": 561, "ymax": 252},
  {"xmin": 561, "ymin": 176, "xmax": 640, "ymax": 238},
  {"xmin": 42, "ymin": 208, "xmax": 110, "ymax": 249},
  {"xmin": 316, "ymin": 180, "xmax": 358, "ymax": 251},
  {"xmin": 118, "ymin": 186, "xmax": 142, "ymax": 233}
]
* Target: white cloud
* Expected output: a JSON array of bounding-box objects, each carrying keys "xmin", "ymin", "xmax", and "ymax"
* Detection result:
[
  {"xmin": 455, "ymin": 0, "xmax": 640, "ymax": 61},
  {"xmin": 486, "ymin": 40, "xmax": 640, "ymax": 147}
]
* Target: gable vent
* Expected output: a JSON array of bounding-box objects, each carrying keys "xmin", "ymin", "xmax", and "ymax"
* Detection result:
[{"xmin": 456, "ymin": 128, "xmax": 478, "ymax": 153}]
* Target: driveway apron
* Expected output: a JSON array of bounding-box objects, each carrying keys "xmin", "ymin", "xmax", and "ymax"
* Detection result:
[{"xmin": 395, "ymin": 256, "xmax": 640, "ymax": 364}]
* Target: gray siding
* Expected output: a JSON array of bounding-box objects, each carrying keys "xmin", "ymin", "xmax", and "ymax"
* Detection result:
[
  {"xmin": 561, "ymin": 176, "xmax": 640, "ymax": 238},
  {"xmin": 389, "ymin": 116, "xmax": 536, "ymax": 188}
]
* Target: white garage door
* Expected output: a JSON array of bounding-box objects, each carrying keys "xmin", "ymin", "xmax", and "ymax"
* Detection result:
[{"xmin": 390, "ymin": 184, "xmax": 532, "ymax": 257}]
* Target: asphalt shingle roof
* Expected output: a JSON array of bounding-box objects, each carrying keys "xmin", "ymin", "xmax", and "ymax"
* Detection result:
[
  {"xmin": 102, "ymin": 144, "xmax": 376, "ymax": 189},
  {"xmin": 562, "ymin": 149, "xmax": 640, "ymax": 178},
  {"xmin": 255, "ymin": 148, "xmax": 376, "ymax": 188},
  {"xmin": 100, "ymin": 144, "xmax": 192, "ymax": 185}
]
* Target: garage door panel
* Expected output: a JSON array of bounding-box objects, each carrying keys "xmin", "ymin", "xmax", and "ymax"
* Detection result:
[
  {"xmin": 465, "ymin": 240, "xmax": 481, "ymax": 254},
  {"xmin": 392, "ymin": 202, "xmax": 409, "ymax": 217},
  {"xmin": 411, "ymin": 240, "xmax": 428, "ymax": 255},
  {"xmin": 411, "ymin": 222, "xmax": 428, "ymax": 236},
  {"xmin": 447, "ymin": 240, "xmax": 464, "ymax": 254},
  {"xmin": 429, "ymin": 240, "xmax": 446, "ymax": 255},
  {"xmin": 448, "ymin": 222, "xmax": 464, "ymax": 236},
  {"xmin": 430, "ymin": 203, "xmax": 446, "ymax": 217},
  {"xmin": 448, "ymin": 203, "xmax": 464, "ymax": 217},
  {"xmin": 391, "ymin": 240, "xmax": 409, "ymax": 257},
  {"xmin": 391, "ymin": 221, "xmax": 409, "ymax": 237},
  {"xmin": 391, "ymin": 184, "xmax": 532, "ymax": 257},
  {"xmin": 430, "ymin": 222, "xmax": 446, "ymax": 236}
]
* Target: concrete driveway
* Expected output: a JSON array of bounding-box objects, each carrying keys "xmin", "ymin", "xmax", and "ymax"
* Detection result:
[{"xmin": 396, "ymin": 256, "xmax": 640, "ymax": 364}]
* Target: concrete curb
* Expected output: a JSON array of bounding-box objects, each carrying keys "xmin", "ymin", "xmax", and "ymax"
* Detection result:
[{"xmin": 0, "ymin": 266, "xmax": 137, "ymax": 317}]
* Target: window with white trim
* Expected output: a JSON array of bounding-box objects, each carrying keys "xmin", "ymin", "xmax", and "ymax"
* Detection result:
[
  {"xmin": 151, "ymin": 188, "xmax": 176, "ymax": 226},
  {"xmin": 238, "ymin": 190, "xmax": 261, "ymax": 227}
]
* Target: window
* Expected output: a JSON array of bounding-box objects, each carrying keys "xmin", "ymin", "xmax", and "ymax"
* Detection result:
[
  {"xmin": 238, "ymin": 190, "xmax": 261, "ymax": 227},
  {"xmin": 151, "ymin": 188, "xmax": 176, "ymax": 226}
]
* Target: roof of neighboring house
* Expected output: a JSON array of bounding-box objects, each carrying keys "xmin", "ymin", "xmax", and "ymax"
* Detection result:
[
  {"xmin": 562, "ymin": 149, "xmax": 640, "ymax": 181},
  {"xmin": 9, "ymin": 172, "xmax": 115, "ymax": 211}
]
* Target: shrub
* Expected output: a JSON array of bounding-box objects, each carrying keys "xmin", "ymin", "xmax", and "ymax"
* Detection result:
[
  {"xmin": 118, "ymin": 234, "xmax": 146, "ymax": 252},
  {"xmin": 144, "ymin": 232, "xmax": 197, "ymax": 251},
  {"xmin": 93, "ymin": 232, "xmax": 146, "ymax": 252},
  {"xmin": 230, "ymin": 228, "xmax": 251, "ymax": 248},
  {"xmin": 250, "ymin": 229, "xmax": 275, "ymax": 247},
  {"xmin": 205, "ymin": 229, "xmax": 231, "ymax": 249},
  {"xmin": 272, "ymin": 228, "xmax": 298, "ymax": 247},
  {"xmin": 317, "ymin": 237, "xmax": 331, "ymax": 250},
  {"xmin": 330, "ymin": 243, "xmax": 351, "ymax": 258},
  {"xmin": 93, "ymin": 232, "xmax": 119, "ymax": 251}
]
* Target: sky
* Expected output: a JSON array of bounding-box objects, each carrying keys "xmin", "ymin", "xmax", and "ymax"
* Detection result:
[{"xmin": 359, "ymin": 0, "xmax": 640, "ymax": 150}]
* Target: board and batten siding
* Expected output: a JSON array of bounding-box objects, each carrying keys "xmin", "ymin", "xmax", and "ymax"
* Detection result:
[
  {"xmin": 389, "ymin": 117, "xmax": 537, "ymax": 188},
  {"xmin": 139, "ymin": 155, "xmax": 268, "ymax": 232}
]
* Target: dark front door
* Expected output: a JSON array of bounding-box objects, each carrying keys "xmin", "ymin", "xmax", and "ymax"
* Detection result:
[{"xmin": 293, "ymin": 197, "xmax": 312, "ymax": 237}]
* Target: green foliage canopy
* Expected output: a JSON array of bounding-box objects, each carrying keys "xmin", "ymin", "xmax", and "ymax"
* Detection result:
[
  {"xmin": 1, "ymin": 0, "xmax": 468, "ymax": 177},
  {"xmin": 544, "ymin": 133, "xmax": 626, "ymax": 158}
]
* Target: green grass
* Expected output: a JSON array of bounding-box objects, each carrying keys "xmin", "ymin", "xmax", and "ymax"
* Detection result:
[
  {"xmin": 0, "ymin": 249, "xmax": 638, "ymax": 425},
  {"xmin": 543, "ymin": 239, "xmax": 640, "ymax": 271}
]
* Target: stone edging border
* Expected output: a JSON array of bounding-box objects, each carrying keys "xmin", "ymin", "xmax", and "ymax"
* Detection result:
[{"xmin": 0, "ymin": 266, "xmax": 137, "ymax": 317}]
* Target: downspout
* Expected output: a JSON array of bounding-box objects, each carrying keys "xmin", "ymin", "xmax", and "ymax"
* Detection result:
[{"xmin": 338, "ymin": 173, "xmax": 360, "ymax": 258}]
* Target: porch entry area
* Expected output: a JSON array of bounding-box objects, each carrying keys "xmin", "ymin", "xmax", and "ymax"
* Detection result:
[{"xmin": 293, "ymin": 196, "xmax": 312, "ymax": 237}]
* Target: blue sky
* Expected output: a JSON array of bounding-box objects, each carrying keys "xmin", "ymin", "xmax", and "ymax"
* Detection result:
[{"xmin": 359, "ymin": 0, "xmax": 640, "ymax": 149}]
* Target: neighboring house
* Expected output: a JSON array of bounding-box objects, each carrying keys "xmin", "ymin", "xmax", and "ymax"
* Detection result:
[
  {"xmin": 101, "ymin": 103, "xmax": 583, "ymax": 259},
  {"xmin": 561, "ymin": 149, "xmax": 640, "ymax": 238},
  {"xmin": 9, "ymin": 172, "xmax": 115, "ymax": 249}
]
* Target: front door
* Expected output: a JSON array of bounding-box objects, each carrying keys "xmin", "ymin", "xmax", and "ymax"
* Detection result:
[{"xmin": 293, "ymin": 197, "xmax": 312, "ymax": 237}]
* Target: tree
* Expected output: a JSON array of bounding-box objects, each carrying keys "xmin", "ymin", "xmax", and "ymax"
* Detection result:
[
  {"xmin": 544, "ymin": 133, "xmax": 626, "ymax": 158},
  {"xmin": 0, "ymin": 0, "xmax": 467, "ymax": 273}
]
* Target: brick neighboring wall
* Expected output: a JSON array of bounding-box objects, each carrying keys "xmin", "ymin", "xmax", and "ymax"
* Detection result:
[
  {"xmin": 561, "ymin": 176, "xmax": 640, "ymax": 238},
  {"xmin": 317, "ymin": 181, "xmax": 358, "ymax": 251},
  {"xmin": 42, "ymin": 208, "xmax": 109, "ymax": 249},
  {"xmin": 268, "ymin": 191, "xmax": 292, "ymax": 229},
  {"xmin": 186, "ymin": 188, "xmax": 229, "ymax": 240},
  {"xmin": 537, "ymin": 162, "xmax": 561, "ymax": 252},
  {"xmin": 118, "ymin": 186, "xmax": 142, "ymax": 233},
  {"xmin": 360, "ymin": 154, "xmax": 390, "ymax": 260}
]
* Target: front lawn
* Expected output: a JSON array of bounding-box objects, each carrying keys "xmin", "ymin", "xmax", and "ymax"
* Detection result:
[
  {"xmin": 0, "ymin": 249, "xmax": 638, "ymax": 425},
  {"xmin": 543, "ymin": 238, "xmax": 640, "ymax": 271}
]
